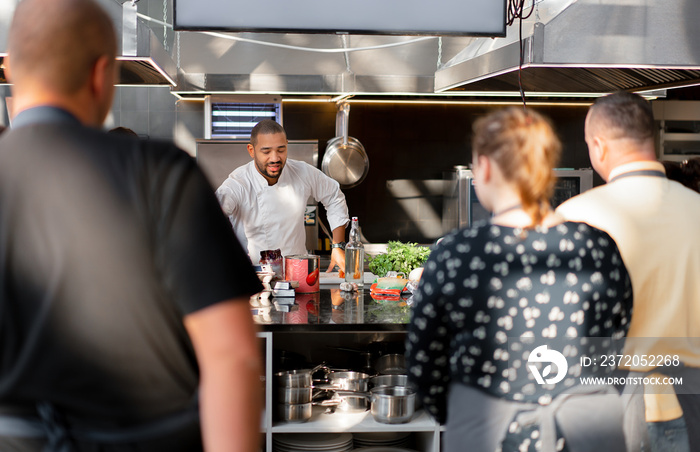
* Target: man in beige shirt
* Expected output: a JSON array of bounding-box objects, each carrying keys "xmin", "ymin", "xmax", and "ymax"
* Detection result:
[{"xmin": 557, "ymin": 92, "xmax": 700, "ymax": 451}]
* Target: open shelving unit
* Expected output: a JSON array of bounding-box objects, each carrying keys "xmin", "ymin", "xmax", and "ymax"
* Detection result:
[{"xmin": 257, "ymin": 332, "xmax": 443, "ymax": 452}]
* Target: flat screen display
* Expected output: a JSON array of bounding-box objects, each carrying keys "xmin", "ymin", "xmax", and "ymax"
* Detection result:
[
  {"xmin": 209, "ymin": 102, "xmax": 282, "ymax": 139},
  {"xmin": 174, "ymin": 0, "xmax": 506, "ymax": 36}
]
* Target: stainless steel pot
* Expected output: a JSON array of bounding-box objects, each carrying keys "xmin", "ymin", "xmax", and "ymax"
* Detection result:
[
  {"xmin": 370, "ymin": 386, "xmax": 416, "ymax": 424},
  {"xmin": 275, "ymin": 363, "xmax": 327, "ymax": 388},
  {"xmin": 369, "ymin": 375, "xmax": 420, "ymax": 410},
  {"xmin": 375, "ymin": 353, "xmax": 406, "ymax": 375},
  {"xmin": 318, "ymin": 391, "xmax": 369, "ymax": 412},
  {"xmin": 326, "ymin": 371, "xmax": 371, "ymax": 392},
  {"xmin": 370, "ymin": 374, "xmax": 409, "ymax": 389},
  {"xmin": 276, "ymin": 386, "xmax": 313, "ymax": 404},
  {"xmin": 322, "ymin": 102, "xmax": 369, "ymax": 189},
  {"xmin": 277, "ymin": 402, "xmax": 312, "ymax": 423}
]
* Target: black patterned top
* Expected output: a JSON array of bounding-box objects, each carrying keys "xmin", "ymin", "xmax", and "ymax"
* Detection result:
[{"xmin": 405, "ymin": 221, "xmax": 633, "ymax": 423}]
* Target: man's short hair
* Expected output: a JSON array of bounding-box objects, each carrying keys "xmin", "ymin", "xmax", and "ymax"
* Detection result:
[
  {"xmin": 7, "ymin": 0, "xmax": 116, "ymax": 95},
  {"xmin": 250, "ymin": 120, "xmax": 286, "ymax": 147},
  {"xmin": 590, "ymin": 91, "xmax": 655, "ymax": 142}
]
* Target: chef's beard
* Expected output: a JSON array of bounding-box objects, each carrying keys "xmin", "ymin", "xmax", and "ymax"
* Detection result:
[{"xmin": 258, "ymin": 161, "xmax": 284, "ymax": 180}]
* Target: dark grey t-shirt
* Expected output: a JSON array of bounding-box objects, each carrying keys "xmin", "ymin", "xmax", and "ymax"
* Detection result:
[{"xmin": 0, "ymin": 113, "xmax": 261, "ymax": 427}]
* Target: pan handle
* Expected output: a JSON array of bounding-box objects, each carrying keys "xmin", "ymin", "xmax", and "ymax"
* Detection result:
[
  {"xmin": 335, "ymin": 102, "xmax": 350, "ymax": 146},
  {"xmin": 310, "ymin": 363, "xmax": 330, "ymax": 375},
  {"xmin": 330, "ymin": 390, "xmax": 371, "ymax": 400},
  {"xmin": 333, "ymin": 346, "xmax": 366, "ymax": 354}
]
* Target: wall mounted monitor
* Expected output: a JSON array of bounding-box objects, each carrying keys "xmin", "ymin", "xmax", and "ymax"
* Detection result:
[
  {"xmin": 174, "ymin": 0, "xmax": 506, "ymax": 37},
  {"xmin": 204, "ymin": 95, "xmax": 282, "ymax": 140}
]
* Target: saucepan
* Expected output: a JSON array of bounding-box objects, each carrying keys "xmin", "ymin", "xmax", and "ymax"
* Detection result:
[
  {"xmin": 275, "ymin": 363, "xmax": 328, "ymax": 388},
  {"xmin": 370, "ymin": 374, "xmax": 410, "ymax": 389},
  {"xmin": 276, "ymin": 386, "xmax": 313, "ymax": 405},
  {"xmin": 325, "ymin": 370, "xmax": 371, "ymax": 392},
  {"xmin": 374, "ymin": 353, "xmax": 406, "ymax": 375},
  {"xmin": 322, "ymin": 102, "xmax": 369, "ymax": 189},
  {"xmin": 316, "ymin": 391, "xmax": 370, "ymax": 413},
  {"xmin": 277, "ymin": 402, "xmax": 313, "ymax": 423},
  {"xmin": 370, "ymin": 386, "xmax": 416, "ymax": 424},
  {"xmin": 369, "ymin": 374, "xmax": 421, "ymax": 410},
  {"xmin": 329, "ymin": 386, "xmax": 416, "ymax": 423},
  {"xmin": 314, "ymin": 370, "xmax": 372, "ymax": 412}
]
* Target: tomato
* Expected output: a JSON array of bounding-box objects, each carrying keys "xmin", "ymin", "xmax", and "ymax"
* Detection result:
[
  {"xmin": 306, "ymin": 268, "xmax": 320, "ymax": 286},
  {"xmin": 338, "ymin": 269, "xmax": 345, "ymax": 278}
]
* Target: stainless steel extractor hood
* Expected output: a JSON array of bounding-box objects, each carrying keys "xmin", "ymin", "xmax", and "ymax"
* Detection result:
[
  {"xmin": 435, "ymin": 0, "xmax": 700, "ymax": 95},
  {"xmin": 114, "ymin": 1, "xmax": 176, "ymax": 86},
  {"xmin": 171, "ymin": 32, "xmax": 472, "ymax": 97},
  {"xmin": 114, "ymin": 22, "xmax": 176, "ymax": 86}
]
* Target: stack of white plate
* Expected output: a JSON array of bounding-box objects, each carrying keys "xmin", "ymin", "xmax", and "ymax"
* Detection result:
[
  {"xmin": 353, "ymin": 432, "xmax": 413, "ymax": 450},
  {"xmin": 353, "ymin": 448, "xmax": 418, "ymax": 452},
  {"xmin": 272, "ymin": 433, "xmax": 354, "ymax": 452}
]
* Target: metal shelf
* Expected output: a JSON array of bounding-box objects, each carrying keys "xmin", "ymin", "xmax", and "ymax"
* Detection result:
[
  {"xmin": 259, "ymin": 331, "xmax": 443, "ymax": 452},
  {"xmin": 271, "ymin": 407, "xmax": 439, "ymax": 433}
]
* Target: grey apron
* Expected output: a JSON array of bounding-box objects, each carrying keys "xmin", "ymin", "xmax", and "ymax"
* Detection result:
[
  {"xmin": 445, "ymin": 383, "xmax": 627, "ymax": 452},
  {"xmin": 0, "ymin": 397, "xmax": 199, "ymax": 452}
]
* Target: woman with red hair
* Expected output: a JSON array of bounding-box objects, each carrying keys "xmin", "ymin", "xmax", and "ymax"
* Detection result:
[{"xmin": 406, "ymin": 107, "xmax": 633, "ymax": 452}]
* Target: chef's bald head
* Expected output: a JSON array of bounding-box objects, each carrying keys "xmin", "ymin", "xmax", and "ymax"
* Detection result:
[{"xmin": 7, "ymin": 0, "xmax": 117, "ymax": 95}]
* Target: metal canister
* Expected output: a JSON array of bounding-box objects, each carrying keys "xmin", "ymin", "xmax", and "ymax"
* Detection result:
[{"xmin": 284, "ymin": 254, "xmax": 320, "ymax": 293}]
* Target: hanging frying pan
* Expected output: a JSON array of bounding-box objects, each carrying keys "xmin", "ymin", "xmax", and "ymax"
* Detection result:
[{"xmin": 322, "ymin": 102, "xmax": 369, "ymax": 189}]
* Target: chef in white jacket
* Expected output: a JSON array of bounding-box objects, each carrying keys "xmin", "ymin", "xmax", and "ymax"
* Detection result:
[{"xmin": 216, "ymin": 119, "xmax": 349, "ymax": 270}]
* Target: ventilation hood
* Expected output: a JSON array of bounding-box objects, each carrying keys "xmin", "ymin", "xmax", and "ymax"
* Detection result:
[
  {"xmin": 435, "ymin": 0, "xmax": 700, "ymax": 95},
  {"xmin": 116, "ymin": 12, "xmax": 177, "ymax": 86},
  {"xmin": 0, "ymin": 0, "xmax": 176, "ymax": 86}
]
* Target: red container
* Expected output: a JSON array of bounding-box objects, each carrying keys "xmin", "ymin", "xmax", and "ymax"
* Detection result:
[{"xmin": 284, "ymin": 254, "xmax": 320, "ymax": 293}]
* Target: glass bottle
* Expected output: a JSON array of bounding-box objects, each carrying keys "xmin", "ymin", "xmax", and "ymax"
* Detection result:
[{"xmin": 344, "ymin": 217, "xmax": 365, "ymax": 287}]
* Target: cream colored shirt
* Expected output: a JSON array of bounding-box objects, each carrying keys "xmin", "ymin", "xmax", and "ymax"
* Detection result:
[
  {"xmin": 557, "ymin": 161, "xmax": 700, "ymax": 421},
  {"xmin": 216, "ymin": 159, "xmax": 349, "ymax": 264}
]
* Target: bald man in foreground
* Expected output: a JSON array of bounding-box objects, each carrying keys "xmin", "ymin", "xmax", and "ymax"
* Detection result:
[{"xmin": 0, "ymin": 0, "xmax": 262, "ymax": 451}]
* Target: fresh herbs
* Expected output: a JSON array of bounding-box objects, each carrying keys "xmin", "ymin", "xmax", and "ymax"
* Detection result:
[{"xmin": 368, "ymin": 241, "xmax": 431, "ymax": 277}]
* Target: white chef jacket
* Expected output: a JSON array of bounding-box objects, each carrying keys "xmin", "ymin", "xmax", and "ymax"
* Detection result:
[{"xmin": 215, "ymin": 159, "xmax": 349, "ymax": 264}]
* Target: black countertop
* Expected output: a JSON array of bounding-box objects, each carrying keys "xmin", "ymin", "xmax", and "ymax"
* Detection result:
[{"xmin": 251, "ymin": 287, "xmax": 413, "ymax": 332}]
